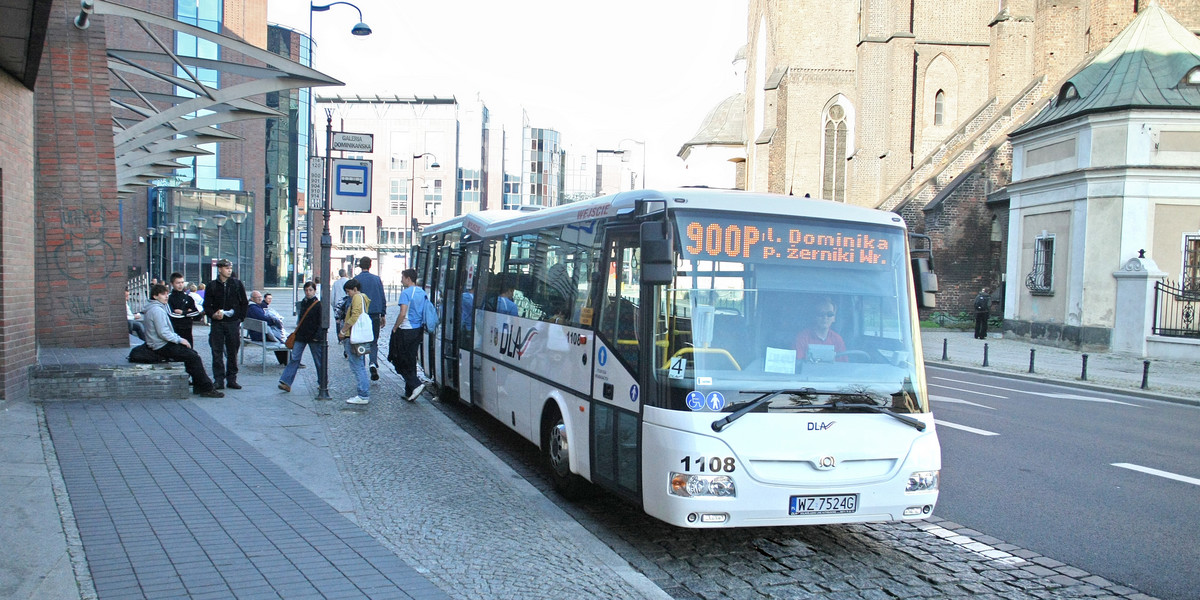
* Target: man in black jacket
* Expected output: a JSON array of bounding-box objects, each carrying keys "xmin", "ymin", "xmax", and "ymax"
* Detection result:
[
  {"xmin": 167, "ymin": 272, "xmax": 200, "ymax": 345},
  {"xmin": 974, "ymin": 289, "xmax": 991, "ymax": 339},
  {"xmin": 204, "ymin": 259, "xmax": 249, "ymax": 389}
]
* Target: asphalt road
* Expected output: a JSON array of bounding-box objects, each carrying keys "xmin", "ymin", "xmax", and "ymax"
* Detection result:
[{"xmin": 927, "ymin": 364, "xmax": 1200, "ymax": 600}]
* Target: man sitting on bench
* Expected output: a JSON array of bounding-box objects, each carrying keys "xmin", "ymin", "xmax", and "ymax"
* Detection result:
[
  {"xmin": 143, "ymin": 283, "xmax": 224, "ymax": 398},
  {"xmin": 247, "ymin": 290, "xmax": 289, "ymax": 365}
]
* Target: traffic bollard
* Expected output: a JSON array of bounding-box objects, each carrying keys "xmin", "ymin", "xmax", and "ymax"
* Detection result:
[
  {"xmin": 942, "ymin": 338, "xmax": 948, "ymax": 361},
  {"xmin": 1029, "ymin": 348, "xmax": 1036, "ymax": 373},
  {"xmin": 1081, "ymin": 354, "xmax": 1088, "ymax": 381},
  {"xmin": 983, "ymin": 343, "xmax": 989, "ymax": 367},
  {"xmin": 1142, "ymin": 360, "xmax": 1150, "ymax": 389}
]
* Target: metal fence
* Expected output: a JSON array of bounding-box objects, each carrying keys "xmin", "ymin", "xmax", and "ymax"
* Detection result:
[{"xmin": 1153, "ymin": 279, "xmax": 1200, "ymax": 338}]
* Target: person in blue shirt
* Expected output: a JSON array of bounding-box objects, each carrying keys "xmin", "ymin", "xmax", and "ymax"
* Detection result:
[
  {"xmin": 497, "ymin": 275, "xmax": 518, "ymax": 316},
  {"xmin": 354, "ymin": 257, "xmax": 387, "ymax": 381},
  {"xmin": 390, "ymin": 268, "xmax": 427, "ymax": 402}
]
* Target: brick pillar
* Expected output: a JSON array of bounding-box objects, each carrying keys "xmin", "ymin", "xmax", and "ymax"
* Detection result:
[
  {"xmin": 0, "ymin": 72, "xmax": 38, "ymax": 399},
  {"xmin": 34, "ymin": 0, "xmax": 127, "ymax": 348}
]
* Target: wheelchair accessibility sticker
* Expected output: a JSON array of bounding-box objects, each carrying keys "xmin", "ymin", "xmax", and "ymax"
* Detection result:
[{"xmin": 686, "ymin": 391, "xmax": 705, "ymax": 411}]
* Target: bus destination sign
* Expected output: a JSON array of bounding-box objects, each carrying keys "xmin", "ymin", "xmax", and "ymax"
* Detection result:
[{"xmin": 676, "ymin": 214, "xmax": 895, "ymax": 267}]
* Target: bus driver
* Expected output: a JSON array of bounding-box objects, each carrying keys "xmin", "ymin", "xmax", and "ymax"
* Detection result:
[{"xmin": 794, "ymin": 295, "xmax": 847, "ymax": 362}]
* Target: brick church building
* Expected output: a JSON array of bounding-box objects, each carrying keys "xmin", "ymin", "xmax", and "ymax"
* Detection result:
[{"xmin": 684, "ymin": 0, "xmax": 1200, "ymax": 351}]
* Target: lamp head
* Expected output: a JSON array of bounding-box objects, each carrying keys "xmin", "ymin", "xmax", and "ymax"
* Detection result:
[
  {"xmin": 430, "ymin": 161, "xmax": 440, "ymax": 169},
  {"xmin": 351, "ymin": 21, "xmax": 372, "ymax": 36},
  {"xmin": 231, "ymin": 211, "xmax": 247, "ymax": 225},
  {"xmin": 213, "ymin": 214, "xmax": 229, "ymax": 227},
  {"xmin": 157, "ymin": 226, "xmax": 168, "ymax": 235},
  {"xmin": 193, "ymin": 217, "xmax": 207, "ymax": 228}
]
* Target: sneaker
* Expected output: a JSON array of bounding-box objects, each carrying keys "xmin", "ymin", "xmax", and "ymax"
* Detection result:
[
  {"xmin": 199, "ymin": 389, "xmax": 225, "ymax": 398},
  {"xmin": 226, "ymin": 381, "xmax": 242, "ymax": 390},
  {"xmin": 370, "ymin": 366, "xmax": 379, "ymax": 381},
  {"xmin": 278, "ymin": 382, "xmax": 291, "ymax": 392},
  {"xmin": 407, "ymin": 383, "xmax": 426, "ymax": 402},
  {"xmin": 345, "ymin": 395, "xmax": 369, "ymax": 405}
]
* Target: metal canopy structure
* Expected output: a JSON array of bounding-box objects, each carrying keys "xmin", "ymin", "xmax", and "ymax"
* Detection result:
[{"xmin": 75, "ymin": 0, "xmax": 342, "ymax": 195}]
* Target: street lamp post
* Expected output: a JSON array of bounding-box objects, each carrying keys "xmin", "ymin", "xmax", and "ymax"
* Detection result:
[
  {"xmin": 178, "ymin": 221, "xmax": 191, "ymax": 281},
  {"xmin": 147, "ymin": 227, "xmax": 156, "ymax": 277},
  {"xmin": 213, "ymin": 214, "xmax": 228, "ymax": 265},
  {"xmin": 409, "ymin": 152, "xmax": 439, "ymax": 266},
  {"xmin": 193, "ymin": 217, "xmax": 207, "ymax": 284},
  {"xmin": 167, "ymin": 222, "xmax": 178, "ymax": 276},
  {"xmin": 230, "ymin": 211, "xmax": 247, "ymax": 280},
  {"xmin": 310, "ymin": 1, "xmax": 371, "ymax": 401},
  {"xmin": 619, "ymin": 138, "xmax": 647, "ymax": 189},
  {"xmin": 157, "ymin": 226, "xmax": 168, "ymax": 279}
]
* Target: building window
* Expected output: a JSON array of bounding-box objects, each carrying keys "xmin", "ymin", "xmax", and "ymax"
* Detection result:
[
  {"xmin": 390, "ymin": 156, "xmax": 407, "ymax": 170},
  {"xmin": 389, "ymin": 179, "xmax": 407, "ymax": 216},
  {"xmin": 1184, "ymin": 235, "xmax": 1200, "ymax": 291},
  {"xmin": 379, "ymin": 227, "xmax": 403, "ymax": 246},
  {"xmin": 426, "ymin": 180, "xmax": 443, "ymax": 218},
  {"xmin": 934, "ymin": 90, "xmax": 945, "ymax": 126},
  {"xmin": 1026, "ymin": 233, "xmax": 1055, "ymax": 295},
  {"xmin": 341, "ymin": 226, "xmax": 364, "ymax": 245},
  {"xmin": 821, "ymin": 103, "xmax": 849, "ymax": 202}
]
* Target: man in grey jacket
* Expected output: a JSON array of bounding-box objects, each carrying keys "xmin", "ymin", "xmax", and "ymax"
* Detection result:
[{"xmin": 144, "ymin": 283, "xmax": 224, "ymax": 398}]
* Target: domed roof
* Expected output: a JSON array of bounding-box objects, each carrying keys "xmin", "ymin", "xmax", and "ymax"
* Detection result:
[{"xmin": 677, "ymin": 93, "xmax": 745, "ymax": 158}]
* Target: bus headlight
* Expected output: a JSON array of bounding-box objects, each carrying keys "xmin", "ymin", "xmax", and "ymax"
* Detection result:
[
  {"xmin": 906, "ymin": 470, "xmax": 939, "ymax": 492},
  {"xmin": 670, "ymin": 472, "xmax": 736, "ymax": 498}
]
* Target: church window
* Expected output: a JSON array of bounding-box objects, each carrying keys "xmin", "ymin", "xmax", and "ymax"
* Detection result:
[
  {"xmin": 821, "ymin": 103, "xmax": 849, "ymax": 202},
  {"xmin": 934, "ymin": 90, "xmax": 945, "ymax": 126}
]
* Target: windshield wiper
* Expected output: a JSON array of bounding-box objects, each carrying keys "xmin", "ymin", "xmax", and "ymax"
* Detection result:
[
  {"xmin": 825, "ymin": 399, "xmax": 927, "ymax": 432},
  {"xmin": 710, "ymin": 390, "xmax": 927, "ymax": 433},
  {"xmin": 711, "ymin": 389, "xmax": 818, "ymax": 432}
]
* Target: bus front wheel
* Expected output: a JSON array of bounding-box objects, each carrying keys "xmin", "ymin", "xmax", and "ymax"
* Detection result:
[{"xmin": 543, "ymin": 406, "xmax": 588, "ymax": 499}]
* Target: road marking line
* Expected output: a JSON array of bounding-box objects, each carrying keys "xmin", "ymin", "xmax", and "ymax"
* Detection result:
[
  {"xmin": 1112, "ymin": 463, "xmax": 1200, "ymax": 486},
  {"xmin": 929, "ymin": 395, "xmax": 995, "ymax": 410},
  {"xmin": 935, "ymin": 420, "xmax": 1000, "ymax": 436},
  {"xmin": 928, "ymin": 384, "xmax": 1007, "ymax": 399},
  {"xmin": 931, "ymin": 376, "xmax": 1140, "ymax": 407}
]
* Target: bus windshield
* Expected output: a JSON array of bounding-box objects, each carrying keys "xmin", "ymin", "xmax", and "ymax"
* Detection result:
[{"xmin": 653, "ymin": 211, "xmax": 926, "ymax": 413}]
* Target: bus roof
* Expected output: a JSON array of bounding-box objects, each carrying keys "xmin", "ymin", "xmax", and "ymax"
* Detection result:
[{"xmin": 420, "ymin": 188, "xmax": 906, "ymax": 240}]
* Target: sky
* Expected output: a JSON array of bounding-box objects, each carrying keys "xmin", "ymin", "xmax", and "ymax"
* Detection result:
[{"xmin": 267, "ymin": 0, "xmax": 749, "ymax": 188}]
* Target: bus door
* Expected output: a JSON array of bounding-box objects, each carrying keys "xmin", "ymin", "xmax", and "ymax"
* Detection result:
[
  {"xmin": 591, "ymin": 227, "xmax": 644, "ymax": 501},
  {"xmin": 455, "ymin": 243, "xmax": 480, "ymax": 402},
  {"xmin": 438, "ymin": 246, "xmax": 462, "ymax": 392}
]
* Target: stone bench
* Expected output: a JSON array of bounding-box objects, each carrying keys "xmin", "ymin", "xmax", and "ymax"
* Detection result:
[{"xmin": 29, "ymin": 363, "xmax": 189, "ymax": 400}]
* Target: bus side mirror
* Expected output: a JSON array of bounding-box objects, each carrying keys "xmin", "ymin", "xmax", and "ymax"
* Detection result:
[
  {"xmin": 641, "ymin": 221, "xmax": 673, "ymax": 284},
  {"xmin": 912, "ymin": 257, "xmax": 938, "ymax": 308}
]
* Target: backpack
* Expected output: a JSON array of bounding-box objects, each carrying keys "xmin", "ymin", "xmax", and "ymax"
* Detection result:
[
  {"xmin": 974, "ymin": 295, "xmax": 988, "ymax": 312},
  {"xmin": 421, "ymin": 292, "xmax": 439, "ymax": 334},
  {"xmin": 334, "ymin": 295, "xmax": 352, "ymax": 321}
]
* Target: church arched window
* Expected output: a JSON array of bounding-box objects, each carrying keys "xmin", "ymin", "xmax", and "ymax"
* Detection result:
[
  {"xmin": 821, "ymin": 102, "xmax": 850, "ymax": 202},
  {"xmin": 934, "ymin": 90, "xmax": 945, "ymax": 126}
]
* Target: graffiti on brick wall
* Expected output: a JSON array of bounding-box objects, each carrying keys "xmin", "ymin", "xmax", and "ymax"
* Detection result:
[
  {"xmin": 46, "ymin": 208, "xmax": 120, "ymax": 281},
  {"xmin": 63, "ymin": 296, "xmax": 98, "ymax": 319}
]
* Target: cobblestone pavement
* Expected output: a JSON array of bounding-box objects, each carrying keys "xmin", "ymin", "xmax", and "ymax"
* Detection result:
[
  {"xmin": 428, "ymin": 392, "xmax": 1162, "ymax": 600},
  {"xmin": 301, "ymin": 350, "xmax": 667, "ymax": 600}
]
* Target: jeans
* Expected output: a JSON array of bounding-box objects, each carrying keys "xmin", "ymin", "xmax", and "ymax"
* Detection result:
[
  {"xmin": 210, "ymin": 318, "xmax": 241, "ymax": 384},
  {"xmin": 152, "ymin": 342, "xmax": 215, "ymax": 393},
  {"xmin": 343, "ymin": 339, "xmax": 370, "ymax": 398},
  {"xmin": 279, "ymin": 340, "xmax": 326, "ymax": 389},
  {"xmin": 975, "ymin": 313, "xmax": 989, "ymax": 339},
  {"xmin": 396, "ymin": 328, "xmax": 423, "ymax": 396},
  {"xmin": 368, "ymin": 313, "xmax": 383, "ymax": 367}
]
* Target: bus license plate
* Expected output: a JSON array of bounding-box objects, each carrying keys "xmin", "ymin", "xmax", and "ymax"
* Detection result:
[{"xmin": 789, "ymin": 494, "xmax": 858, "ymax": 515}]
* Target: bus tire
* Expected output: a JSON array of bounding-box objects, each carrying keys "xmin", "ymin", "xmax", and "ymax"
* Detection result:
[{"xmin": 542, "ymin": 405, "xmax": 588, "ymax": 499}]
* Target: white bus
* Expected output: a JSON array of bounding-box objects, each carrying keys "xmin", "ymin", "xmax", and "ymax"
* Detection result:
[{"xmin": 415, "ymin": 189, "xmax": 940, "ymax": 528}]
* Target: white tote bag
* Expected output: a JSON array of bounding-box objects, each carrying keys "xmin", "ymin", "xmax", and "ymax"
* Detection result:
[{"xmin": 348, "ymin": 312, "xmax": 373, "ymax": 345}]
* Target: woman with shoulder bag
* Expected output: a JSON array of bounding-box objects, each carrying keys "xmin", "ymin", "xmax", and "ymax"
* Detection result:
[
  {"xmin": 278, "ymin": 281, "xmax": 325, "ymax": 393},
  {"xmin": 337, "ymin": 278, "xmax": 372, "ymax": 405}
]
